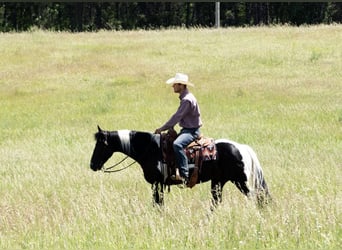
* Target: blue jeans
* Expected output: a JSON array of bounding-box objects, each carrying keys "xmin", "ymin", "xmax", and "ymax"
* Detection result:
[{"xmin": 173, "ymin": 128, "xmax": 200, "ymax": 179}]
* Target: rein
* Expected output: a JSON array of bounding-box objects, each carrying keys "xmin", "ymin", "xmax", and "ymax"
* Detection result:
[
  {"xmin": 103, "ymin": 156, "xmax": 136, "ymax": 173},
  {"xmin": 101, "ymin": 132, "xmax": 158, "ymax": 173}
]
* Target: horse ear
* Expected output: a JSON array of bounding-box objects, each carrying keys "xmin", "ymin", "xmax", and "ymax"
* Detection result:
[{"xmin": 97, "ymin": 125, "xmax": 108, "ymax": 145}]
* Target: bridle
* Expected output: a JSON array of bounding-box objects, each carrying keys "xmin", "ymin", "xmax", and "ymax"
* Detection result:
[
  {"xmin": 102, "ymin": 156, "xmax": 136, "ymax": 173},
  {"xmin": 98, "ymin": 131, "xmax": 158, "ymax": 173},
  {"xmin": 94, "ymin": 131, "xmax": 136, "ymax": 173}
]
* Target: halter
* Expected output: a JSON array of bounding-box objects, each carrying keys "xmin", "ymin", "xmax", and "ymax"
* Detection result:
[{"xmin": 102, "ymin": 156, "xmax": 136, "ymax": 173}]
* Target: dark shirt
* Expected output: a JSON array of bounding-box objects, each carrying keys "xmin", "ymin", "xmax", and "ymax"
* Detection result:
[{"xmin": 160, "ymin": 89, "xmax": 202, "ymax": 131}]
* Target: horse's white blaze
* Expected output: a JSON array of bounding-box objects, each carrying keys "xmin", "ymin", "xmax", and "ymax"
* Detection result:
[
  {"xmin": 215, "ymin": 139, "xmax": 262, "ymax": 193},
  {"xmin": 118, "ymin": 130, "xmax": 131, "ymax": 154}
]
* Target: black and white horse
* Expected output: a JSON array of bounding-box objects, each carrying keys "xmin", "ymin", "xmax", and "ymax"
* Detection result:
[{"xmin": 90, "ymin": 126, "xmax": 271, "ymax": 207}]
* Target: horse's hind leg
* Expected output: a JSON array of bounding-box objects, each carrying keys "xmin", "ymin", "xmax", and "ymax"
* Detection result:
[
  {"xmin": 233, "ymin": 181, "xmax": 250, "ymax": 197},
  {"xmin": 256, "ymin": 178, "xmax": 272, "ymax": 207},
  {"xmin": 211, "ymin": 181, "xmax": 222, "ymax": 209},
  {"xmin": 235, "ymin": 180, "xmax": 271, "ymax": 207}
]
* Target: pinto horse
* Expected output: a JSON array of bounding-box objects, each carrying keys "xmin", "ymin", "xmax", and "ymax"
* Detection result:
[{"xmin": 90, "ymin": 126, "xmax": 271, "ymax": 207}]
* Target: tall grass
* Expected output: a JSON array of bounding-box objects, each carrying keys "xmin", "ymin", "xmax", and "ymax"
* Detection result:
[{"xmin": 0, "ymin": 25, "xmax": 341, "ymax": 249}]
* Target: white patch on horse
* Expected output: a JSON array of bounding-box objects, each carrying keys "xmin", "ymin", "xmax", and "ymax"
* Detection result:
[
  {"xmin": 216, "ymin": 139, "xmax": 265, "ymax": 195},
  {"xmin": 215, "ymin": 139, "xmax": 252, "ymax": 189},
  {"xmin": 118, "ymin": 130, "xmax": 131, "ymax": 154}
]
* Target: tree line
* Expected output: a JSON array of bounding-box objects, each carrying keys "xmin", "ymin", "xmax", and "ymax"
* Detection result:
[{"xmin": 1, "ymin": 2, "xmax": 341, "ymax": 32}]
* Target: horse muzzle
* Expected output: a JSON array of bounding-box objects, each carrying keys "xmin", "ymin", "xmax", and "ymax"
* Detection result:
[{"xmin": 90, "ymin": 162, "xmax": 103, "ymax": 171}]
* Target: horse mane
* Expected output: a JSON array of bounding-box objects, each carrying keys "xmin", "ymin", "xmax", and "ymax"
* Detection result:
[{"xmin": 117, "ymin": 130, "xmax": 131, "ymax": 153}]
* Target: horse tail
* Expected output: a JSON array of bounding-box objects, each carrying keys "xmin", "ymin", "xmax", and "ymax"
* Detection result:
[{"xmin": 245, "ymin": 145, "xmax": 270, "ymax": 204}]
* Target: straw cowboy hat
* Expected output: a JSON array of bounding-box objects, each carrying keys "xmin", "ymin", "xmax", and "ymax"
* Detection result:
[{"xmin": 166, "ymin": 73, "xmax": 194, "ymax": 87}]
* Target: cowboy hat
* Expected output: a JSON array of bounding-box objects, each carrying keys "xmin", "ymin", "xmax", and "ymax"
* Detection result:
[{"xmin": 166, "ymin": 73, "xmax": 194, "ymax": 87}]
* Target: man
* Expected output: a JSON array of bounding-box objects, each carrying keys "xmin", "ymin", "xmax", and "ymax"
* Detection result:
[{"xmin": 155, "ymin": 73, "xmax": 202, "ymax": 186}]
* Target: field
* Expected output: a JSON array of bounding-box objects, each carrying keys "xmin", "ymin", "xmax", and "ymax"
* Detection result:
[{"xmin": 0, "ymin": 25, "xmax": 341, "ymax": 249}]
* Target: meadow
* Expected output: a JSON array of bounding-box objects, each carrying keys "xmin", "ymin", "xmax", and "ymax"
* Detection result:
[{"xmin": 0, "ymin": 25, "xmax": 341, "ymax": 249}]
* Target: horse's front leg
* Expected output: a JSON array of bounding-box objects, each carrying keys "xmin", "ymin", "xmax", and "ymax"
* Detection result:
[
  {"xmin": 151, "ymin": 182, "xmax": 164, "ymax": 207},
  {"xmin": 211, "ymin": 181, "xmax": 222, "ymax": 210}
]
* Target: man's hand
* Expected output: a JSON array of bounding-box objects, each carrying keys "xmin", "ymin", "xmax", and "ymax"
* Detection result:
[{"xmin": 154, "ymin": 128, "xmax": 162, "ymax": 134}]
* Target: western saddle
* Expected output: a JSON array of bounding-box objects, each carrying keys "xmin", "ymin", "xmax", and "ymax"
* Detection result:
[{"xmin": 161, "ymin": 128, "xmax": 217, "ymax": 188}]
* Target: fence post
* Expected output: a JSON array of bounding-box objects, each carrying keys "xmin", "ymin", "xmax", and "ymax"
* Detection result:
[{"xmin": 215, "ymin": 2, "xmax": 220, "ymax": 28}]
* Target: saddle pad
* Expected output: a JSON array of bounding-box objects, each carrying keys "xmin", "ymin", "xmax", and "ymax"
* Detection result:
[{"xmin": 185, "ymin": 138, "xmax": 217, "ymax": 164}]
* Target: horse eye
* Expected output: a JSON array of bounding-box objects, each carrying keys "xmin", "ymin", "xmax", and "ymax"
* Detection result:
[{"xmin": 102, "ymin": 139, "xmax": 108, "ymax": 146}]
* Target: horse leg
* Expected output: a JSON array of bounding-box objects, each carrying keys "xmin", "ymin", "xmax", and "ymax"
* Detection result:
[
  {"xmin": 256, "ymin": 178, "xmax": 272, "ymax": 207},
  {"xmin": 210, "ymin": 181, "xmax": 222, "ymax": 210},
  {"xmin": 151, "ymin": 182, "xmax": 164, "ymax": 207},
  {"xmin": 233, "ymin": 181, "xmax": 250, "ymax": 197},
  {"xmin": 234, "ymin": 180, "xmax": 271, "ymax": 207}
]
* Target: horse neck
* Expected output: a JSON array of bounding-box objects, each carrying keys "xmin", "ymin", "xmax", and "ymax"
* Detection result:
[
  {"xmin": 106, "ymin": 130, "xmax": 131, "ymax": 156},
  {"xmin": 110, "ymin": 130, "xmax": 161, "ymax": 183},
  {"xmin": 110, "ymin": 130, "xmax": 157, "ymax": 160}
]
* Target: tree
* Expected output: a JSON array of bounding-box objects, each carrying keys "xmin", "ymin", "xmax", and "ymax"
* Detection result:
[{"xmin": 0, "ymin": 2, "xmax": 341, "ymax": 32}]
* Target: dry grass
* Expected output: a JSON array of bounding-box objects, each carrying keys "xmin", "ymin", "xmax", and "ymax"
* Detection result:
[{"xmin": 0, "ymin": 25, "xmax": 341, "ymax": 249}]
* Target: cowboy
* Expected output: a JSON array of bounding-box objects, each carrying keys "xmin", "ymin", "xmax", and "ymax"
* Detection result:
[{"xmin": 155, "ymin": 73, "xmax": 202, "ymax": 186}]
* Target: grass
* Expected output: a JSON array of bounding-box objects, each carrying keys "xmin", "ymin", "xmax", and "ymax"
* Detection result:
[{"xmin": 0, "ymin": 25, "xmax": 341, "ymax": 249}]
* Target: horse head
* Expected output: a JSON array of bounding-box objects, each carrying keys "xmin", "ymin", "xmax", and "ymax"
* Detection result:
[{"xmin": 90, "ymin": 125, "xmax": 114, "ymax": 171}]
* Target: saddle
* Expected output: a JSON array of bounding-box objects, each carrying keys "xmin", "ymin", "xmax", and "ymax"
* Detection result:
[{"xmin": 161, "ymin": 128, "xmax": 217, "ymax": 188}]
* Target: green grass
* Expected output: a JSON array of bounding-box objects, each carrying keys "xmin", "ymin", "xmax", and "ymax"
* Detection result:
[{"xmin": 0, "ymin": 25, "xmax": 341, "ymax": 249}]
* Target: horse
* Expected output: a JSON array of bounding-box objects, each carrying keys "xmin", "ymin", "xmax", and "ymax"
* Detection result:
[{"xmin": 90, "ymin": 126, "xmax": 271, "ymax": 208}]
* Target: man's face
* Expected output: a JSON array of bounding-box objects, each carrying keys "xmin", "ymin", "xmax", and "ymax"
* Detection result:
[{"xmin": 172, "ymin": 83, "xmax": 184, "ymax": 93}]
